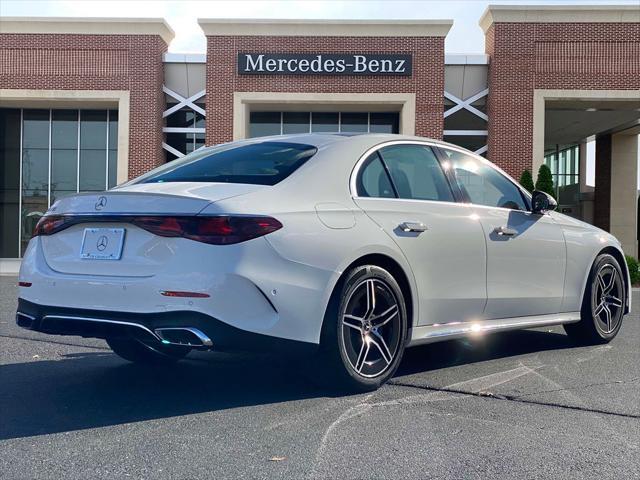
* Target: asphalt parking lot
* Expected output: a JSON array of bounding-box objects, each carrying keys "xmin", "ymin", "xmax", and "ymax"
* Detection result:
[{"xmin": 1, "ymin": 276, "xmax": 638, "ymax": 480}]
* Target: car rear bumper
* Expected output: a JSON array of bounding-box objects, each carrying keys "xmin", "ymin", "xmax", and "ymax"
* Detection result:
[
  {"xmin": 19, "ymin": 236, "xmax": 338, "ymax": 345},
  {"xmin": 16, "ymin": 298, "xmax": 318, "ymax": 356}
]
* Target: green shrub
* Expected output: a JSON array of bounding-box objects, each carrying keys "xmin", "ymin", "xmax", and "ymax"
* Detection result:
[
  {"xmin": 519, "ymin": 170, "xmax": 535, "ymax": 193},
  {"xmin": 535, "ymin": 164, "xmax": 556, "ymax": 199},
  {"xmin": 626, "ymin": 255, "xmax": 640, "ymax": 286}
]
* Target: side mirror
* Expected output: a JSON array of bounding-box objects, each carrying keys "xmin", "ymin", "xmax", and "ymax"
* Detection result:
[{"xmin": 531, "ymin": 190, "xmax": 557, "ymax": 214}]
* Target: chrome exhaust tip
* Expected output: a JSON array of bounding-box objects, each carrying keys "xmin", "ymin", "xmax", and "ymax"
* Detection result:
[{"xmin": 154, "ymin": 327, "xmax": 213, "ymax": 348}]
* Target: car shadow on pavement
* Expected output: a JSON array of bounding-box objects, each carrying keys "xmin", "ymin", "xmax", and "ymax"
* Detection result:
[
  {"xmin": 396, "ymin": 328, "xmax": 575, "ymax": 377},
  {"xmin": 1, "ymin": 329, "xmax": 575, "ymax": 440}
]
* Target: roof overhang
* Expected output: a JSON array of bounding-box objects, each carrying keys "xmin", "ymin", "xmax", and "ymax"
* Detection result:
[
  {"xmin": 479, "ymin": 5, "xmax": 640, "ymax": 33},
  {"xmin": 198, "ymin": 18, "xmax": 453, "ymax": 37},
  {"xmin": 0, "ymin": 17, "xmax": 175, "ymax": 45}
]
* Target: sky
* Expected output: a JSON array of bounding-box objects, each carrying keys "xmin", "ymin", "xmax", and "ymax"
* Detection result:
[{"xmin": 1, "ymin": 0, "xmax": 639, "ymax": 54}]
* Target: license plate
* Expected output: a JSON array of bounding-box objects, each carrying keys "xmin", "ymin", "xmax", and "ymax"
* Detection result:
[{"xmin": 80, "ymin": 228, "xmax": 125, "ymax": 260}]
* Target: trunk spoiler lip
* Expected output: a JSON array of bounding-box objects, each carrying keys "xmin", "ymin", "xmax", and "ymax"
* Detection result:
[{"xmin": 40, "ymin": 212, "xmax": 267, "ymax": 219}]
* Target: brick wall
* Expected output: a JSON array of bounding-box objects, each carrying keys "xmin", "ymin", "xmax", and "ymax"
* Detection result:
[
  {"xmin": 0, "ymin": 33, "xmax": 167, "ymax": 179},
  {"xmin": 485, "ymin": 22, "xmax": 640, "ymax": 178},
  {"xmin": 204, "ymin": 35, "xmax": 445, "ymax": 146}
]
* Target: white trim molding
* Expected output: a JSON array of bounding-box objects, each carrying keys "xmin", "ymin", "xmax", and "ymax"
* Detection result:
[
  {"xmin": 232, "ymin": 92, "xmax": 416, "ymax": 140},
  {"xmin": 0, "ymin": 259, "xmax": 21, "ymax": 276},
  {"xmin": 0, "ymin": 17, "xmax": 175, "ymax": 45},
  {"xmin": 480, "ymin": 5, "xmax": 640, "ymax": 33},
  {"xmin": 199, "ymin": 19, "xmax": 453, "ymax": 37}
]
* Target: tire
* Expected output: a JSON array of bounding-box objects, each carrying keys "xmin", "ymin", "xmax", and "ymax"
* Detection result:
[
  {"xmin": 314, "ymin": 265, "xmax": 408, "ymax": 392},
  {"xmin": 106, "ymin": 338, "xmax": 191, "ymax": 365},
  {"xmin": 564, "ymin": 254, "xmax": 626, "ymax": 344}
]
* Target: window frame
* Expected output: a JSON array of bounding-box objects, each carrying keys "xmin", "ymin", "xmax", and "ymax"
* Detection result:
[
  {"xmin": 351, "ymin": 140, "xmax": 464, "ymax": 204},
  {"xmin": 434, "ymin": 145, "xmax": 533, "ymax": 212}
]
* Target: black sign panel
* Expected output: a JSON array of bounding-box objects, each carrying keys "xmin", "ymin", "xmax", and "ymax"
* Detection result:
[{"xmin": 238, "ymin": 53, "xmax": 412, "ymax": 76}]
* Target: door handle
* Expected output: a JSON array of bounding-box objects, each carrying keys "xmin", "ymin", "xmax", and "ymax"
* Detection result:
[
  {"xmin": 399, "ymin": 221, "xmax": 428, "ymax": 233},
  {"xmin": 494, "ymin": 226, "xmax": 517, "ymax": 236}
]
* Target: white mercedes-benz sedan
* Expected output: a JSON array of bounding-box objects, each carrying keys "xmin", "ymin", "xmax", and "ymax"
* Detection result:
[{"xmin": 17, "ymin": 134, "xmax": 631, "ymax": 391}]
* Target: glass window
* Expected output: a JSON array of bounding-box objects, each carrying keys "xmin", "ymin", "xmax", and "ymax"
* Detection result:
[
  {"xmin": 80, "ymin": 110, "xmax": 107, "ymax": 149},
  {"xmin": 370, "ymin": 113, "xmax": 399, "ymax": 134},
  {"xmin": 3, "ymin": 108, "xmax": 118, "ymax": 257},
  {"xmin": 108, "ymin": 110, "xmax": 118, "ymax": 150},
  {"xmin": 248, "ymin": 111, "xmax": 400, "ymax": 138},
  {"xmin": 22, "ymin": 110, "xmax": 49, "ymax": 149},
  {"xmin": 21, "ymin": 148, "xmax": 49, "ymax": 254},
  {"xmin": 166, "ymin": 107, "xmax": 195, "ymax": 128},
  {"xmin": 443, "ymin": 109, "xmax": 487, "ymax": 131},
  {"xmin": 250, "ymin": 112, "xmax": 281, "ymax": 138},
  {"xmin": 51, "ymin": 150, "xmax": 77, "ymax": 203},
  {"xmin": 79, "ymin": 110, "xmax": 107, "ymax": 192},
  {"xmin": 0, "ymin": 109, "xmax": 21, "ymax": 257},
  {"xmin": 194, "ymin": 108, "xmax": 205, "ymax": 129},
  {"xmin": 282, "ymin": 112, "xmax": 310, "ymax": 134},
  {"xmin": 543, "ymin": 145, "xmax": 580, "ymax": 200},
  {"xmin": 79, "ymin": 149, "xmax": 106, "ymax": 192},
  {"xmin": 341, "ymin": 113, "xmax": 368, "ymax": 133},
  {"xmin": 107, "ymin": 110, "xmax": 118, "ymax": 188},
  {"xmin": 378, "ymin": 144, "xmax": 454, "ymax": 202},
  {"xmin": 108, "ymin": 151, "xmax": 118, "ymax": 189},
  {"xmin": 357, "ymin": 153, "xmax": 395, "ymax": 198},
  {"xmin": 443, "ymin": 149, "xmax": 528, "ymax": 210},
  {"xmin": 52, "ymin": 110, "xmax": 78, "ymax": 149},
  {"xmin": 51, "ymin": 110, "xmax": 79, "ymax": 202},
  {"xmin": 135, "ymin": 141, "xmax": 317, "ymax": 186},
  {"xmin": 311, "ymin": 112, "xmax": 339, "ymax": 133}
]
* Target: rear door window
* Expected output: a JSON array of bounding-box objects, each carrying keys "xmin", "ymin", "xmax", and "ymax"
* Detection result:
[
  {"xmin": 134, "ymin": 141, "xmax": 317, "ymax": 186},
  {"xmin": 357, "ymin": 153, "xmax": 396, "ymax": 198},
  {"xmin": 377, "ymin": 144, "xmax": 454, "ymax": 202}
]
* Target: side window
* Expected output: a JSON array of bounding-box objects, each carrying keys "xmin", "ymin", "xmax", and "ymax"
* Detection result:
[
  {"xmin": 442, "ymin": 149, "xmax": 528, "ymax": 210},
  {"xmin": 377, "ymin": 144, "xmax": 454, "ymax": 202},
  {"xmin": 357, "ymin": 153, "xmax": 395, "ymax": 198}
]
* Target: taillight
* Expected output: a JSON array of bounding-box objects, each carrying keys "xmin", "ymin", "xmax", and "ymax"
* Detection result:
[
  {"xmin": 132, "ymin": 216, "xmax": 282, "ymax": 245},
  {"xmin": 33, "ymin": 215, "xmax": 67, "ymax": 237},
  {"xmin": 31, "ymin": 214, "xmax": 282, "ymax": 245}
]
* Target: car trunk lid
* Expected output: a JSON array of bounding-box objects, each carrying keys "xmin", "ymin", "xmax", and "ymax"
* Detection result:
[{"xmin": 40, "ymin": 182, "xmax": 266, "ymax": 277}]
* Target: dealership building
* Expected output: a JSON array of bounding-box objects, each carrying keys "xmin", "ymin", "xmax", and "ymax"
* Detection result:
[{"xmin": 1, "ymin": 5, "xmax": 639, "ymax": 272}]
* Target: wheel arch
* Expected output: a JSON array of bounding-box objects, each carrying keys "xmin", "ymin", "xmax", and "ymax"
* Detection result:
[
  {"xmin": 582, "ymin": 245, "xmax": 631, "ymax": 314},
  {"xmin": 321, "ymin": 253, "xmax": 417, "ymax": 342}
]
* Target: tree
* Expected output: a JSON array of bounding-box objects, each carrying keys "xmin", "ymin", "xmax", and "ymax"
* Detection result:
[
  {"xmin": 519, "ymin": 170, "xmax": 535, "ymax": 193},
  {"xmin": 535, "ymin": 164, "xmax": 555, "ymax": 199}
]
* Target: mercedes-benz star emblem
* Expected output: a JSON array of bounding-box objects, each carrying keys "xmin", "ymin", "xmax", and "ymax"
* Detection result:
[
  {"xmin": 95, "ymin": 196, "xmax": 107, "ymax": 210},
  {"xmin": 96, "ymin": 235, "xmax": 109, "ymax": 252}
]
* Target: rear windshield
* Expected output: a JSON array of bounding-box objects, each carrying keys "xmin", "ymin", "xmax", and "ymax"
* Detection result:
[{"xmin": 134, "ymin": 141, "xmax": 318, "ymax": 186}]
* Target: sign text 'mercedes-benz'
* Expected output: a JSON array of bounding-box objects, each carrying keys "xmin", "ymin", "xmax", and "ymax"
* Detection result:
[{"xmin": 238, "ymin": 53, "xmax": 412, "ymax": 76}]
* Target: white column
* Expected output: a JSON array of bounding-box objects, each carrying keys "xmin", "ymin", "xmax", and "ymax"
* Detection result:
[{"xmin": 610, "ymin": 133, "xmax": 638, "ymax": 258}]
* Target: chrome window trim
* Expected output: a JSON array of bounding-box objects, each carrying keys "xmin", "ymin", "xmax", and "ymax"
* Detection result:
[{"xmin": 350, "ymin": 139, "xmax": 462, "ymax": 204}]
